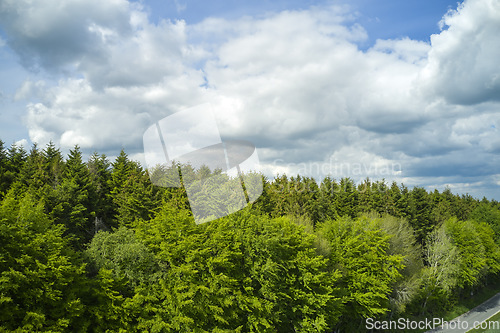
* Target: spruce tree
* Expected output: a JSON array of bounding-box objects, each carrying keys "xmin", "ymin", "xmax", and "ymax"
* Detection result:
[
  {"xmin": 87, "ymin": 152, "xmax": 114, "ymax": 229},
  {"xmin": 51, "ymin": 145, "xmax": 93, "ymax": 247},
  {"xmin": 0, "ymin": 140, "xmax": 7, "ymax": 198}
]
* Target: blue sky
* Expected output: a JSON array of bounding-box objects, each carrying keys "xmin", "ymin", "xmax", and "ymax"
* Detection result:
[
  {"xmin": 0, "ymin": 0, "xmax": 499, "ymax": 200},
  {"xmin": 145, "ymin": 0, "xmax": 459, "ymax": 41}
]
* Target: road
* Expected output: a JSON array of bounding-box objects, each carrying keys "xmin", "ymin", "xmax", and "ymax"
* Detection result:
[{"xmin": 426, "ymin": 292, "xmax": 500, "ymax": 332}]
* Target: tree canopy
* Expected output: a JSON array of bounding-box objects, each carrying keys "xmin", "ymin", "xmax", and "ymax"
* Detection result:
[{"xmin": 0, "ymin": 140, "xmax": 499, "ymax": 332}]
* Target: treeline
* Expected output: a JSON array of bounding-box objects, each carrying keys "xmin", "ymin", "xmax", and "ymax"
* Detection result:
[{"xmin": 1, "ymin": 140, "xmax": 499, "ymax": 332}]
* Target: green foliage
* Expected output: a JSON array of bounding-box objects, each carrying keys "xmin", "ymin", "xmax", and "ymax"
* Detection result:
[
  {"xmin": 87, "ymin": 152, "xmax": 114, "ymax": 228},
  {"xmin": 445, "ymin": 218, "xmax": 500, "ymax": 289},
  {"xmin": 377, "ymin": 214, "xmax": 423, "ymax": 315},
  {"xmin": 85, "ymin": 227, "xmax": 160, "ymax": 287},
  {"xmin": 470, "ymin": 202, "xmax": 500, "ymax": 241},
  {"xmin": 412, "ymin": 224, "xmax": 460, "ymax": 315},
  {"xmin": 0, "ymin": 193, "xmax": 86, "ymax": 332},
  {"xmin": 132, "ymin": 205, "xmax": 342, "ymax": 332},
  {"xmin": 409, "ymin": 187, "xmax": 433, "ymax": 245},
  {"xmin": 0, "ymin": 139, "xmax": 498, "ymax": 332},
  {"xmin": 0, "ymin": 140, "xmax": 8, "ymax": 198},
  {"xmin": 50, "ymin": 146, "xmax": 93, "ymax": 247},
  {"xmin": 317, "ymin": 215, "xmax": 404, "ymax": 330}
]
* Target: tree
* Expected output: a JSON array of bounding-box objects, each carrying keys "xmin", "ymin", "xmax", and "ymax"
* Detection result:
[
  {"xmin": 336, "ymin": 178, "xmax": 358, "ymax": 218},
  {"xmin": 317, "ymin": 176, "xmax": 339, "ymax": 221},
  {"xmin": 377, "ymin": 214, "xmax": 422, "ymax": 316},
  {"xmin": 415, "ymin": 224, "xmax": 460, "ymax": 315},
  {"xmin": 112, "ymin": 160, "xmax": 160, "ymax": 227},
  {"xmin": 51, "ymin": 146, "xmax": 93, "ymax": 247},
  {"xmin": 445, "ymin": 218, "xmax": 500, "ymax": 290},
  {"xmin": 409, "ymin": 187, "xmax": 433, "ymax": 245},
  {"xmin": 10, "ymin": 143, "xmax": 45, "ymax": 197},
  {"xmin": 0, "ymin": 193, "xmax": 87, "ymax": 331},
  {"xmin": 87, "ymin": 152, "xmax": 114, "ymax": 229},
  {"xmin": 470, "ymin": 202, "xmax": 500, "ymax": 241},
  {"xmin": 43, "ymin": 141, "xmax": 65, "ymax": 187},
  {"xmin": 317, "ymin": 215, "xmax": 404, "ymax": 330},
  {"xmin": 85, "ymin": 227, "xmax": 160, "ymax": 288},
  {"xmin": 133, "ymin": 204, "xmax": 342, "ymax": 332}
]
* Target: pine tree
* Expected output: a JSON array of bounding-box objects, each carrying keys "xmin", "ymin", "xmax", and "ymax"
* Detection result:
[
  {"xmin": 357, "ymin": 178, "xmax": 374, "ymax": 213},
  {"xmin": 113, "ymin": 161, "xmax": 160, "ymax": 227},
  {"xmin": 87, "ymin": 152, "xmax": 114, "ymax": 229},
  {"xmin": 51, "ymin": 145, "xmax": 93, "ymax": 247},
  {"xmin": 109, "ymin": 149, "xmax": 132, "ymax": 196},
  {"xmin": 336, "ymin": 178, "xmax": 358, "ymax": 218},
  {"xmin": 0, "ymin": 140, "xmax": 7, "ymax": 198},
  {"xmin": 410, "ymin": 187, "xmax": 433, "ymax": 244},
  {"xmin": 43, "ymin": 141, "xmax": 64, "ymax": 187},
  {"xmin": 0, "ymin": 192, "xmax": 87, "ymax": 331},
  {"xmin": 317, "ymin": 176, "xmax": 339, "ymax": 220},
  {"xmin": 1, "ymin": 143, "xmax": 27, "ymax": 197},
  {"xmin": 11, "ymin": 143, "xmax": 45, "ymax": 196}
]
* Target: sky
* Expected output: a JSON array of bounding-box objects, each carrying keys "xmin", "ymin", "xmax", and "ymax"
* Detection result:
[{"xmin": 0, "ymin": 0, "xmax": 499, "ymax": 200}]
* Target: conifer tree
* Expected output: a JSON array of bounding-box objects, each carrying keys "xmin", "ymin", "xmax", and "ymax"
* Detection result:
[
  {"xmin": 43, "ymin": 141, "xmax": 64, "ymax": 187},
  {"xmin": 0, "ymin": 193, "xmax": 87, "ymax": 331},
  {"xmin": 87, "ymin": 152, "xmax": 114, "ymax": 229},
  {"xmin": 410, "ymin": 187, "xmax": 433, "ymax": 244},
  {"xmin": 336, "ymin": 178, "xmax": 358, "ymax": 217},
  {"xmin": 3, "ymin": 143, "xmax": 27, "ymax": 193},
  {"xmin": 51, "ymin": 145, "xmax": 93, "ymax": 247},
  {"xmin": 113, "ymin": 160, "xmax": 160, "ymax": 227},
  {"xmin": 0, "ymin": 140, "xmax": 7, "ymax": 198},
  {"xmin": 10, "ymin": 143, "xmax": 45, "ymax": 196},
  {"xmin": 317, "ymin": 176, "xmax": 339, "ymax": 220}
]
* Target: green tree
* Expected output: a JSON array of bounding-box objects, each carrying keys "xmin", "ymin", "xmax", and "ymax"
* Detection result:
[
  {"xmin": 445, "ymin": 218, "xmax": 500, "ymax": 290},
  {"xmin": 10, "ymin": 143, "xmax": 46, "ymax": 198},
  {"xmin": 336, "ymin": 178, "xmax": 358, "ymax": 218},
  {"xmin": 470, "ymin": 202, "xmax": 500, "ymax": 241},
  {"xmin": 415, "ymin": 224, "xmax": 460, "ymax": 315},
  {"xmin": 85, "ymin": 227, "xmax": 160, "ymax": 288},
  {"xmin": 317, "ymin": 216, "xmax": 404, "ymax": 330},
  {"xmin": 133, "ymin": 204, "xmax": 342, "ymax": 332},
  {"xmin": 113, "ymin": 161, "xmax": 160, "ymax": 227},
  {"xmin": 0, "ymin": 193, "xmax": 87, "ymax": 332},
  {"xmin": 0, "ymin": 140, "xmax": 8, "ymax": 198},
  {"xmin": 51, "ymin": 146, "xmax": 93, "ymax": 247},
  {"xmin": 317, "ymin": 176, "xmax": 339, "ymax": 221},
  {"xmin": 377, "ymin": 214, "xmax": 423, "ymax": 316},
  {"xmin": 87, "ymin": 152, "xmax": 114, "ymax": 229},
  {"xmin": 409, "ymin": 187, "xmax": 433, "ymax": 245},
  {"xmin": 43, "ymin": 141, "xmax": 65, "ymax": 187}
]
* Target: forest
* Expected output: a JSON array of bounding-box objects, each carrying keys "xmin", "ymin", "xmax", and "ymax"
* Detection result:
[{"xmin": 1, "ymin": 139, "xmax": 500, "ymax": 332}]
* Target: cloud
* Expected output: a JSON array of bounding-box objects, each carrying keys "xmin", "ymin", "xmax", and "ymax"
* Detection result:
[
  {"xmin": 14, "ymin": 80, "xmax": 46, "ymax": 101},
  {"xmin": 420, "ymin": 0, "xmax": 500, "ymax": 104},
  {"xmin": 25, "ymin": 74, "xmax": 207, "ymax": 150},
  {"xmin": 0, "ymin": 0, "xmax": 499, "ymax": 199},
  {"xmin": 0, "ymin": 0, "xmax": 133, "ymax": 72}
]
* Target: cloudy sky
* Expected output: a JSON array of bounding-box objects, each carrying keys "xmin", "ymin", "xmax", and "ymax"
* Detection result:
[{"xmin": 0, "ymin": 0, "xmax": 499, "ymax": 200}]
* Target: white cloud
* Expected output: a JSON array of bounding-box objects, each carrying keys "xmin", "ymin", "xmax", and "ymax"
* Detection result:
[
  {"xmin": 14, "ymin": 80, "xmax": 46, "ymax": 101},
  {"xmin": 14, "ymin": 138, "xmax": 28, "ymax": 148},
  {"xmin": 420, "ymin": 0, "xmax": 500, "ymax": 104},
  {"xmin": 0, "ymin": 0, "xmax": 133, "ymax": 71},
  {"xmin": 25, "ymin": 74, "xmax": 207, "ymax": 150},
  {"xmin": 0, "ymin": 0, "xmax": 499, "ymax": 198}
]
